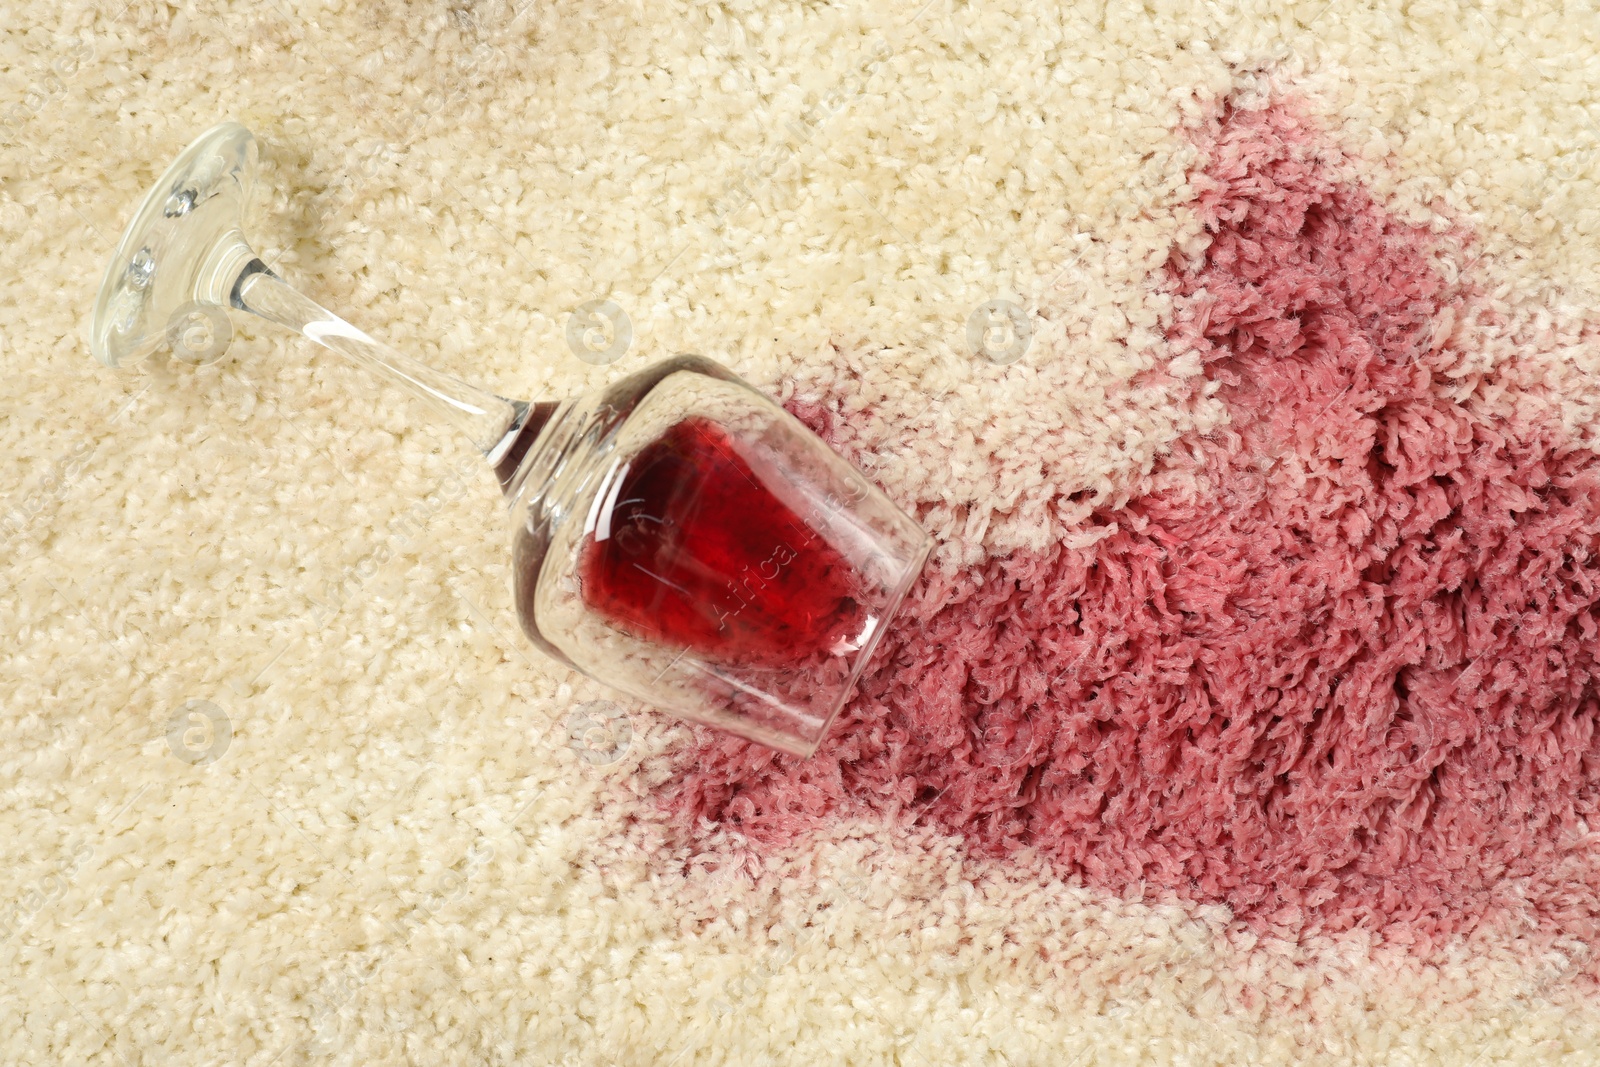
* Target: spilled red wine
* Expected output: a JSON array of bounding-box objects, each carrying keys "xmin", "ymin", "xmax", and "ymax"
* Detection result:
[{"xmin": 577, "ymin": 416, "xmax": 864, "ymax": 666}]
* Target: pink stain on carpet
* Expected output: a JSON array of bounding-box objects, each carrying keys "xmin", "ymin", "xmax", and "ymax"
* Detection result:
[{"xmin": 657, "ymin": 101, "xmax": 1600, "ymax": 942}]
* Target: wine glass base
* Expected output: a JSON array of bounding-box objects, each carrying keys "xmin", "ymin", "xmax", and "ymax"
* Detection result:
[{"xmin": 90, "ymin": 122, "xmax": 260, "ymax": 368}]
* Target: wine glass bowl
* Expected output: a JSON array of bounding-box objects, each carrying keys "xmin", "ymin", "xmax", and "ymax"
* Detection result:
[
  {"xmin": 88, "ymin": 122, "xmax": 933, "ymax": 758},
  {"xmin": 506, "ymin": 354, "xmax": 931, "ymax": 756}
]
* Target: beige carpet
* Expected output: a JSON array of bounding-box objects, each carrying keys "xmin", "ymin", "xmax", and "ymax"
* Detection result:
[{"xmin": 4, "ymin": 0, "xmax": 1600, "ymax": 1063}]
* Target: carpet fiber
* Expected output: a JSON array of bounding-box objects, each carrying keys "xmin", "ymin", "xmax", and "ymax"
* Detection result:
[{"xmin": 4, "ymin": 1, "xmax": 1600, "ymax": 1064}]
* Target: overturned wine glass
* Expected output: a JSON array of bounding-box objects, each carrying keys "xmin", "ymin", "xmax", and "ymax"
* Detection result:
[{"xmin": 89, "ymin": 122, "xmax": 931, "ymax": 758}]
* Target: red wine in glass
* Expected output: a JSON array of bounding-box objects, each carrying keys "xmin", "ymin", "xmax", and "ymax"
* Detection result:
[
  {"xmin": 507, "ymin": 355, "xmax": 929, "ymax": 754},
  {"xmin": 579, "ymin": 416, "xmax": 866, "ymax": 668}
]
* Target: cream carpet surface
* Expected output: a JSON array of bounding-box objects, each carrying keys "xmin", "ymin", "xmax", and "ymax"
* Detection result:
[{"xmin": 5, "ymin": 0, "xmax": 1600, "ymax": 1064}]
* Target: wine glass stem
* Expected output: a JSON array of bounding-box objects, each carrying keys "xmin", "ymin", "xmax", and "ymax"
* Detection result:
[{"xmin": 229, "ymin": 261, "xmax": 528, "ymax": 463}]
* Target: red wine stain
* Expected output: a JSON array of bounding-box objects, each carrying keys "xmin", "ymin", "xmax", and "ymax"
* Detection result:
[
  {"xmin": 656, "ymin": 101, "xmax": 1600, "ymax": 954},
  {"xmin": 579, "ymin": 416, "xmax": 864, "ymax": 667}
]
